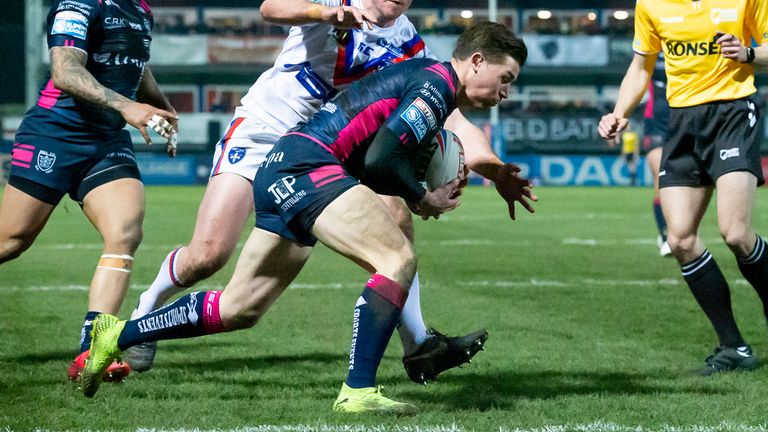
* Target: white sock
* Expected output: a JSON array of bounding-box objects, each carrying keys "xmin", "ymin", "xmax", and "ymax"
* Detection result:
[
  {"xmin": 397, "ymin": 272, "xmax": 430, "ymax": 356},
  {"xmin": 135, "ymin": 248, "xmax": 187, "ymax": 317}
]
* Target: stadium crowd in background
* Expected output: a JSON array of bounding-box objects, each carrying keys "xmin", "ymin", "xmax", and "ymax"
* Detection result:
[
  {"xmin": 599, "ymin": 0, "xmax": 768, "ymax": 374},
  {"xmin": 83, "ymin": 20, "xmax": 529, "ymax": 415},
  {"xmin": 0, "ymin": 0, "xmax": 178, "ymax": 381},
  {"xmin": 150, "ymin": 8, "xmax": 637, "ymax": 37}
]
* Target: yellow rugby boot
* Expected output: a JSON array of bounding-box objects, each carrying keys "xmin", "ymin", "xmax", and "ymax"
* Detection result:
[
  {"xmin": 82, "ymin": 313, "xmax": 125, "ymax": 398},
  {"xmin": 332, "ymin": 383, "xmax": 417, "ymax": 415}
]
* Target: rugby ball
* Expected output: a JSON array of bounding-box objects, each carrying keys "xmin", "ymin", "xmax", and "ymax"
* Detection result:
[{"xmin": 425, "ymin": 129, "xmax": 465, "ymax": 190}]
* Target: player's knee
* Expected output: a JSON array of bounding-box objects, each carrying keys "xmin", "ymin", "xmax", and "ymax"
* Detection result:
[
  {"xmin": 666, "ymin": 233, "xmax": 696, "ymax": 257},
  {"xmin": 720, "ymin": 225, "xmax": 752, "ymax": 252},
  {"xmin": 0, "ymin": 236, "xmax": 34, "ymax": 263},
  {"xmin": 102, "ymin": 222, "xmax": 143, "ymax": 253},
  {"xmin": 186, "ymin": 244, "xmax": 231, "ymax": 279}
]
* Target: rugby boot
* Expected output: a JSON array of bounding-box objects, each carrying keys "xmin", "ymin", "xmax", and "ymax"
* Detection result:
[
  {"xmin": 403, "ymin": 328, "xmax": 488, "ymax": 384},
  {"xmin": 695, "ymin": 345, "xmax": 758, "ymax": 376},
  {"xmin": 82, "ymin": 314, "xmax": 126, "ymax": 397},
  {"xmin": 333, "ymin": 383, "xmax": 417, "ymax": 414},
  {"xmin": 67, "ymin": 350, "xmax": 131, "ymax": 383}
]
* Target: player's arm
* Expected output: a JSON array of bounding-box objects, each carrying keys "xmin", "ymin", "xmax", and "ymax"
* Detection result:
[
  {"xmin": 716, "ymin": 32, "xmax": 768, "ymax": 67},
  {"xmin": 598, "ymin": 52, "xmax": 655, "ymax": 143},
  {"xmin": 49, "ymin": 47, "xmax": 177, "ymax": 145},
  {"xmin": 444, "ymin": 109, "xmax": 537, "ymax": 220},
  {"xmin": 137, "ymin": 66, "xmax": 179, "ymax": 156},
  {"xmin": 260, "ymin": 0, "xmax": 373, "ymax": 29},
  {"xmin": 364, "ymin": 128, "xmax": 460, "ymax": 220},
  {"xmin": 753, "ymin": 44, "xmax": 768, "ymax": 66},
  {"xmin": 723, "ymin": 1, "xmax": 768, "ymax": 67}
]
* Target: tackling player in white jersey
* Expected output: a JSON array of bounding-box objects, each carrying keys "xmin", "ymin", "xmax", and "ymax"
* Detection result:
[{"xmin": 124, "ymin": 0, "xmax": 536, "ymax": 383}]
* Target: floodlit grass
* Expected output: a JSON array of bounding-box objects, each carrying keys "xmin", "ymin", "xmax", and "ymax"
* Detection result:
[{"xmin": 2, "ymin": 185, "xmax": 768, "ymax": 431}]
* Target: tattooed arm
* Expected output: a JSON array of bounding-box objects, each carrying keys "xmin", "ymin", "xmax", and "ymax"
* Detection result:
[{"xmin": 49, "ymin": 46, "xmax": 177, "ymax": 145}]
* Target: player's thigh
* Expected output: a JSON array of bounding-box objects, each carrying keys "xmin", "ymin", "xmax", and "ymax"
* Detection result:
[
  {"xmin": 0, "ymin": 184, "xmax": 55, "ymax": 245},
  {"xmin": 190, "ymin": 172, "xmax": 254, "ymax": 254},
  {"xmin": 659, "ymin": 185, "xmax": 712, "ymax": 238},
  {"xmin": 219, "ymin": 227, "xmax": 312, "ymax": 319},
  {"xmin": 378, "ymin": 194, "xmax": 414, "ymax": 242},
  {"xmin": 81, "ymin": 178, "xmax": 145, "ymax": 247},
  {"xmin": 715, "ymin": 171, "xmax": 757, "ymax": 237},
  {"xmin": 313, "ymin": 185, "xmax": 414, "ymax": 283}
]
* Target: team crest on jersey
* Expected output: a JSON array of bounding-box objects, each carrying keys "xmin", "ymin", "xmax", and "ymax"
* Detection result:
[
  {"xmin": 710, "ymin": 8, "xmax": 737, "ymax": 25},
  {"xmin": 36, "ymin": 150, "xmax": 56, "ymax": 173},
  {"xmin": 400, "ymin": 98, "xmax": 436, "ymax": 142},
  {"xmin": 228, "ymin": 147, "xmax": 246, "ymax": 164}
]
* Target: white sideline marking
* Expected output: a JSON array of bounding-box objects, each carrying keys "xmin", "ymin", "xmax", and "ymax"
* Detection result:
[
  {"xmin": 467, "ymin": 279, "xmax": 568, "ymax": 287},
  {"xmin": 2, "ymin": 278, "xmax": 755, "ymax": 293},
  {"xmin": 562, "ymin": 237, "xmax": 725, "ymax": 247},
  {"xmin": 36, "ymin": 243, "xmax": 246, "ymax": 251},
  {"xmin": 0, "ymin": 282, "xmax": 360, "ymax": 292},
  {"xmin": 121, "ymin": 421, "xmax": 768, "ymax": 432},
  {"xmin": 39, "ymin": 243, "xmax": 181, "ymax": 251},
  {"xmin": 134, "ymin": 426, "xmax": 466, "ymax": 432},
  {"xmin": 504, "ymin": 421, "xmax": 768, "ymax": 432}
]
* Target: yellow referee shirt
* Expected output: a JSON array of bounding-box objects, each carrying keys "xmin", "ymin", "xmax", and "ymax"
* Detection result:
[{"xmin": 633, "ymin": 0, "xmax": 768, "ymax": 107}]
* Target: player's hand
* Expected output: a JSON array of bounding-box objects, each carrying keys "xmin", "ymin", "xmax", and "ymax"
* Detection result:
[
  {"xmin": 165, "ymin": 111, "xmax": 179, "ymax": 158},
  {"xmin": 411, "ymin": 178, "xmax": 461, "ymax": 220},
  {"xmin": 493, "ymin": 163, "xmax": 537, "ymax": 220},
  {"xmin": 321, "ymin": 5, "xmax": 374, "ymax": 29},
  {"xmin": 456, "ymin": 164, "xmax": 470, "ymax": 191},
  {"xmin": 716, "ymin": 31, "xmax": 748, "ymax": 63},
  {"xmin": 121, "ymin": 102, "xmax": 179, "ymax": 147},
  {"xmin": 166, "ymin": 131, "xmax": 178, "ymax": 158},
  {"xmin": 598, "ymin": 113, "xmax": 628, "ymax": 146}
]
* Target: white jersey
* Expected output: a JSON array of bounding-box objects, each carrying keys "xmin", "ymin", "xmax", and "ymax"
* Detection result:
[
  {"xmin": 236, "ymin": 0, "xmax": 432, "ymax": 142},
  {"xmin": 212, "ymin": 1, "xmax": 433, "ymax": 179}
]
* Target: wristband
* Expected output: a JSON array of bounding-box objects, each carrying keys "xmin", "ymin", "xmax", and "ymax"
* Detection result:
[
  {"xmin": 307, "ymin": 4, "xmax": 324, "ymax": 20},
  {"xmin": 746, "ymin": 46, "xmax": 755, "ymax": 64}
]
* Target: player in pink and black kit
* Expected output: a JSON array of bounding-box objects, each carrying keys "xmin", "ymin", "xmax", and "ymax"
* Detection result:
[
  {"xmin": 126, "ymin": 0, "xmax": 537, "ymax": 386},
  {"xmin": 644, "ymin": 55, "xmax": 671, "ymax": 257},
  {"xmin": 0, "ymin": 0, "xmax": 177, "ymax": 381},
  {"xmin": 82, "ymin": 21, "xmax": 526, "ymax": 414}
]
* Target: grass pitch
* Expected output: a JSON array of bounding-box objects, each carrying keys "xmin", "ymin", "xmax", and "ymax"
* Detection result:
[{"xmin": 2, "ymin": 185, "xmax": 768, "ymax": 431}]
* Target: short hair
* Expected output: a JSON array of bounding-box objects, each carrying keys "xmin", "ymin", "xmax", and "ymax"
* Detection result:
[{"xmin": 453, "ymin": 21, "xmax": 527, "ymax": 67}]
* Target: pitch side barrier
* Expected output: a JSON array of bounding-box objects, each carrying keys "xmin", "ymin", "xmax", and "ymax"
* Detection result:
[{"xmin": 3, "ymin": 110, "xmax": 768, "ymax": 186}]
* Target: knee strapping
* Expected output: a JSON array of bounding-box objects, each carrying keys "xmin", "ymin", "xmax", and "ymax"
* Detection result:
[{"xmin": 97, "ymin": 254, "xmax": 134, "ymax": 273}]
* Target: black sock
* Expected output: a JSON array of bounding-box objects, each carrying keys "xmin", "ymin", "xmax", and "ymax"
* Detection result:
[
  {"xmin": 346, "ymin": 275, "xmax": 407, "ymax": 388},
  {"xmin": 681, "ymin": 250, "xmax": 745, "ymax": 348},
  {"xmin": 737, "ymin": 236, "xmax": 768, "ymax": 319},
  {"xmin": 653, "ymin": 198, "xmax": 667, "ymax": 241}
]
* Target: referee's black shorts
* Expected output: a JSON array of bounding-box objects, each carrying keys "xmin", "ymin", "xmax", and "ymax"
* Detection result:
[{"xmin": 660, "ymin": 96, "xmax": 764, "ymax": 188}]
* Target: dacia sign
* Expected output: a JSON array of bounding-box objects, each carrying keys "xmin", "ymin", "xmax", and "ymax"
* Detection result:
[{"xmin": 507, "ymin": 154, "xmax": 654, "ymax": 186}]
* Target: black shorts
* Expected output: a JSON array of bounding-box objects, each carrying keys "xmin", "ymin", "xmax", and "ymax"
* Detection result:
[
  {"xmin": 9, "ymin": 127, "xmax": 141, "ymax": 205},
  {"xmin": 659, "ymin": 97, "xmax": 764, "ymax": 188},
  {"xmin": 253, "ymin": 133, "xmax": 359, "ymax": 246}
]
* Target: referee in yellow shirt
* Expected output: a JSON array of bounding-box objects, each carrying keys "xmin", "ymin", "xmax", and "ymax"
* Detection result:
[{"xmin": 598, "ymin": 0, "xmax": 768, "ymax": 375}]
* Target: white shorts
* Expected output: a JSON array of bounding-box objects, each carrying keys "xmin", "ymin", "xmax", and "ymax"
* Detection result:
[{"xmin": 209, "ymin": 117, "xmax": 282, "ymax": 181}]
